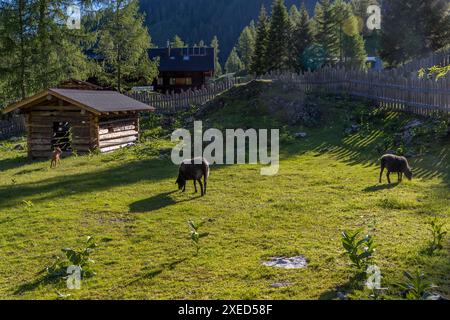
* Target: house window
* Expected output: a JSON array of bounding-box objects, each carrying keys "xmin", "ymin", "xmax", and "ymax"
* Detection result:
[
  {"xmin": 170, "ymin": 78, "xmax": 176, "ymax": 85},
  {"xmin": 186, "ymin": 77, "xmax": 192, "ymax": 85},
  {"xmin": 175, "ymin": 78, "xmax": 186, "ymax": 85},
  {"xmin": 52, "ymin": 121, "xmax": 72, "ymax": 151},
  {"xmin": 157, "ymin": 77, "xmax": 163, "ymax": 86}
]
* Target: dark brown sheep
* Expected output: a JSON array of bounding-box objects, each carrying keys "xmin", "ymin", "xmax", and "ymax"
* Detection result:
[
  {"xmin": 379, "ymin": 154, "xmax": 413, "ymax": 184},
  {"xmin": 176, "ymin": 158, "xmax": 210, "ymax": 196}
]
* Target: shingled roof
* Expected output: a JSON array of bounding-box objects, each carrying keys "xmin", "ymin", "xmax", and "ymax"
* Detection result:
[
  {"xmin": 2, "ymin": 88, "xmax": 155, "ymax": 115},
  {"xmin": 149, "ymin": 47, "xmax": 215, "ymax": 72}
]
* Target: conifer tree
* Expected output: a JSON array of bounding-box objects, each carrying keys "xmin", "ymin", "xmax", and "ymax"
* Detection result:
[
  {"xmin": 292, "ymin": 2, "xmax": 314, "ymax": 71},
  {"xmin": 266, "ymin": 0, "xmax": 291, "ymax": 71},
  {"xmin": 250, "ymin": 5, "xmax": 270, "ymax": 76},
  {"xmin": 289, "ymin": 4, "xmax": 301, "ymax": 26},
  {"xmin": 225, "ymin": 47, "xmax": 243, "ymax": 74},
  {"xmin": 313, "ymin": 0, "xmax": 339, "ymax": 65},
  {"xmin": 210, "ymin": 36, "xmax": 222, "ymax": 76},
  {"xmin": 333, "ymin": 0, "xmax": 367, "ymax": 68},
  {"xmin": 0, "ymin": 0, "xmax": 34, "ymax": 100},
  {"xmin": 96, "ymin": 0, "xmax": 158, "ymax": 92},
  {"xmin": 237, "ymin": 26, "xmax": 256, "ymax": 70},
  {"xmin": 172, "ymin": 35, "xmax": 185, "ymax": 47}
]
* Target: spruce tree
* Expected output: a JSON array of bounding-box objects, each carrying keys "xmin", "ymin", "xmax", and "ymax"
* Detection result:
[
  {"xmin": 96, "ymin": 0, "xmax": 158, "ymax": 92},
  {"xmin": 381, "ymin": 0, "xmax": 426, "ymax": 66},
  {"xmin": 225, "ymin": 47, "xmax": 243, "ymax": 74},
  {"xmin": 33, "ymin": 0, "xmax": 93, "ymax": 91},
  {"xmin": 333, "ymin": 0, "xmax": 367, "ymax": 68},
  {"xmin": 250, "ymin": 5, "xmax": 270, "ymax": 76},
  {"xmin": 423, "ymin": 0, "xmax": 450, "ymax": 52},
  {"xmin": 292, "ymin": 2, "xmax": 314, "ymax": 71},
  {"xmin": 313, "ymin": 0, "xmax": 339, "ymax": 65},
  {"xmin": 0, "ymin": 0, "xmax": 34, "ymax": 100},
  {"xmin": 210, "ymin": 36, "xmax": 222, "ymax": 76},
  {"xmin": 172, "ymin": 35, "xmax": 185, "ymax": 47},
  {"xmin": 266, "ymin": 0, "xmax": 292, "ymax": 71},
  {"xmin": 237, "ymin": 26, "xmax": 256, "ymax": 71},
  {"xmin": 289, "ymin": 4, "xmax": 301, "ymax": 26}
]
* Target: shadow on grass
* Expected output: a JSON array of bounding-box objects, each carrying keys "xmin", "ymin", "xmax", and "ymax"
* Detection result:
[
  {"xmin": 13, "ymin": 270, "xmax": 64, "ymax": 295},
  {"xmin": 310, "ymin": 130, "xmax": 450, "ymax": 187},
  {"xmin": 363, "ymin": 183, "xmax": 400, "ymax": 192},
  {"xmin": 318, "ymin": 272, "xmax": 366, "ymax": 300},
  {"xmin": 0, "ymin": 155, "xmax": 30, "ymax": 172},
  {"xmin": 125, "ymin": 258, "xmax": 189, "ymax": 287},
  {"xmin": 0, "ymin": 158, "xmax": 177, "ymax": 209},
  {"xmin": 129, "ymin": 191, "xmax": 201, "ymax": 213}
]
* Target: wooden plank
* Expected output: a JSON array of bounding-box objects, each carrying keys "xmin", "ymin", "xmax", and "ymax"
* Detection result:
[
  {"xmin": 99, "ymin": 117, "xmax": 137, "ymax": 126},
  {"xmin": 99, "ymin": 135, "xmax": 137, "ymax": 148},
  {"xmin": 100, "ymin": 142, "xmax": 135, "ymax": 153},
  {"xmin": 99, "ymin": 130, "xmax": 138, "ymax": 141},
  {"xmin": 98, "ymin": 125, "xmax": 136, "ymax": 135},
  {"xmin": 27, "ymin": 105, "xmax": 82, "ymax": 112}
]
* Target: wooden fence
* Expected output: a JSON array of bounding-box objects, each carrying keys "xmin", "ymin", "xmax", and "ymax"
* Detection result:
[
  {"xmin": 0, "ymin": 116, "xmax": 26, "ymax": 140},
  {"xmin": 261, "ymin": 67, "xmax": 450, "ymax": 116},
  {"xmin": 128, "ymin": 78, "xmax": 239, "ymax": 114},
  {"xmin": 395, "ymin": 47, "xmax": 450, "ymax": 76}
]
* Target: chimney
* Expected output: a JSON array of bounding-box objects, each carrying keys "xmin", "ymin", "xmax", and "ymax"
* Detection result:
[{"xmin": 167, "ymin": 40, "xmax": 171, "ymax": 57}]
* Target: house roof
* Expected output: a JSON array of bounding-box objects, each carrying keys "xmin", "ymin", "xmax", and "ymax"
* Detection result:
[
  {"xmin": 2, "ymin": 88, "xmax": 155, "ymax": 115},
  {"xmin": 149, "ymin": 47, "xmax": 215, "ymax": 72}
]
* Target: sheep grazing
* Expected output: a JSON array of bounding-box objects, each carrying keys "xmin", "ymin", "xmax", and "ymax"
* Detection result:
[
  {"xmin": 379, "ymin": 154, "xmax": 413, "ymax": 184},
  {"xmin": 176, "ymin": 157, "xmax": 210, "ymax": 196}
]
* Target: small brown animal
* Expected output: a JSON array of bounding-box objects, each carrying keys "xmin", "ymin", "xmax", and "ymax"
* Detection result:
[
  {"xmin": 50, "ymin": 147, "xmax": 62, "ymax": 168},
  {"xmin": 379, "ymin": 154, "xmax": 413, "ymax": 184},
  {"xmin": 176, "ymin": 157, "xmax": 210, "ymax": 196}
]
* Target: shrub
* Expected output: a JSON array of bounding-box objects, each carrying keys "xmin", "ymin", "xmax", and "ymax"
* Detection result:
[
  {"xmin": 188, "ymin": 220, "xmax": 209, "ymax": 256},
  {"xmin": 47, "ymin": 236, "xmax": 97, "ymax": 278},
  {"xmin": 427, "ymin": 218, "xmax": 447, "ymax": 255},
  {"xmin": 341, "ymin": 230, "xmax": 375, "ymax": 270},
  {"xmin": 398, "ymin": 271, "xmax": 437, "ymax": 300}
]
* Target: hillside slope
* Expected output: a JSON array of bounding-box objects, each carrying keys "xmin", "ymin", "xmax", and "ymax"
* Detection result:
[{"xmin": 139, "ymin": 0, "xmax": 318, "ymax": 63}]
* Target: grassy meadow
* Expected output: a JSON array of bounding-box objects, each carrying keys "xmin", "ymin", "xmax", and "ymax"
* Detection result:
[{"xmin": 0, "ymin": 92, "xmax": 449, "ymax": 300}]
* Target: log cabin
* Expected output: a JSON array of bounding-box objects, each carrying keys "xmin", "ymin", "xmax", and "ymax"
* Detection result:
[
  {"xmin": 149, "ymin": 46, "xmax": 216, "ymax": 93},
  {"xmin": 1, "ymin": 81, "xmax": 155, "ymax": 159}
]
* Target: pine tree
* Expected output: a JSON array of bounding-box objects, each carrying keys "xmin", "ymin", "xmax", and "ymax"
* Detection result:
[
  {"xmin": 250, "ymin": 5, "xmax": 270, "ymax": 76},
  {"xmin": 237, "ymin": 26, "xmax": 256, "ymax": 70},
  {"xmin": 210, "ymin": 36, "xmax": 222, "ymax": 76},
  {"xmin": 225, "ymin": 47, "xmax": 243, "ymax": 74},
  {"xmin": 313, "ymin": 0, "xmax": 339, "ymax": 65},
  {"xmin": 381, "ymin": 0, "xmax": 426, "ymax": 66},
  {"xmin": 0, "ymin": 0, "xmax": 33, "ymax": 100},
  {"xmin": 33, "ymin": 0, "xmax": 93, "ymax": 91},
  {"xmin": 292, "ymin": 2, "xmax": 314, "ymax": 71},
  {"xmin": 97, "ymin": 0, "xmax": 158, "ymax": 92},
  {"xmin": 266, "ymin": 0, "xmax": 292, "ymax": 71},
  {"xmin": 423, "ymin": 0, "xmax": 450, "ymax": 52},
  {"xmin": 172, "ymin": 35, "xmax": 185, "ymax": 47},
  {"xmin": 332, "ymin": 0, "xmax": 367, "ymax": 68},
  {"xmin": 289, "ymin": 4, "xmax": 301, "ymax": 26}
]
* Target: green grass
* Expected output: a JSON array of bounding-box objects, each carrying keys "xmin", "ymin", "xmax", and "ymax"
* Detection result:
[{"xmin": 0, "ymin": 106, "xmax": 449, "ymax": 300}]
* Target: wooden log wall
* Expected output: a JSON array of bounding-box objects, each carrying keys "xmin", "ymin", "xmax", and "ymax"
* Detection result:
[
  {"xmin": 98, "ymin": 114, "xmax": 139, "ymax": 153},
  {"xmin": 26, "ymin": 104, "xmax": 94, "ymax": 158}
]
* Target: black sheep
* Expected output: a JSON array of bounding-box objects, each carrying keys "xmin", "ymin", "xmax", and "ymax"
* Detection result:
[
  {"xmin": 379, "ymin": 154, "xmax": 413, "ymax": 184},
  {"xmin": 176, "ymin": 158, "xmax": 210, "ymax": 196}
]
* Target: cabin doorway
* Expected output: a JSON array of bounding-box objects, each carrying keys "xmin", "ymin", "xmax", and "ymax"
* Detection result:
[{"xmin": 52, "ymin": 121, "xmax": 72, "ymax": 151}]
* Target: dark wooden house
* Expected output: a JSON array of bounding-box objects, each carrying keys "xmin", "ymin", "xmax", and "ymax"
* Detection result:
[
  {"xmin": 149, "ymin": 46, "xmax": 215, "ymax": 93},
  {"xmin": 2, "ymin": 81, "xmax": 155, "ymax": 159}
]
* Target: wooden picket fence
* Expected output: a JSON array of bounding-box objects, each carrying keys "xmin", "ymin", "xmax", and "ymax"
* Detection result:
[
  {"xmin": 395, "ymin": 47, "xmax": 450, "ymax": 76},
  {"xmin": 128, "ymin": 78, "xmax": 239, "ymax": 114},
  {"xmin": 261, "ymin": 67, "xmax": 450, "ymax": 116},
  {"xmin": 0, "ymin": 116, "xmax": 26, "ymax": 140}
]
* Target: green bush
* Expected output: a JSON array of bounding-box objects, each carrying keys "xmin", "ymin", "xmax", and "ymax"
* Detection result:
[{"xmin": 341, "ymin": 230, "xmax": 375, "ymax": 270}]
